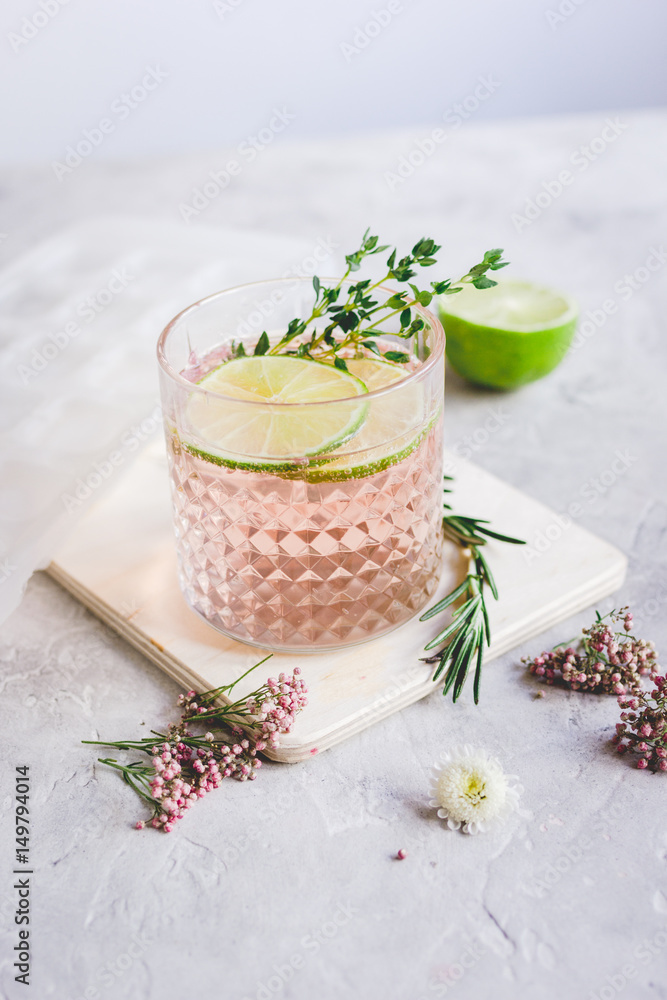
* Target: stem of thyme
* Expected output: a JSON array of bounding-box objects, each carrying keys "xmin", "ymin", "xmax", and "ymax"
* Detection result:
[{"xmin": 236, "ymin": 231, "xmax": 508, "ymax": 369}]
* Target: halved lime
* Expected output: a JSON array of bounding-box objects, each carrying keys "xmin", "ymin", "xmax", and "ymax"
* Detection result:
[
  {"xmin": 306, "ymin": 357, "xmax": 429, "ymax": 482},
  {"xmin": 438, "ymin": 279, "xmax": 578, "ymax": 390},
  {"xmin": 184, "ymin": 355, "xmax": 369, "ymax": 470}
]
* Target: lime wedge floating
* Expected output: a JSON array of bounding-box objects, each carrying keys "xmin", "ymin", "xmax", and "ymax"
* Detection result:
[
  {"xmin": 184, "ymin": 355, "xmax": 369, "ymax": 470},
  {"xmin": 438, "ymin": 279, "xmax": 578, "ymax": 390},
  {"xmin": 305, "ymin": 357, "xmax": 428, "ymax": 482}
]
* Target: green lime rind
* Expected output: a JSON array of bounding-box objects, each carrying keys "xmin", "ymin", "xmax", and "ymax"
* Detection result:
[
  {"xmin": 301, "ymin": 424, "xmax": 431, "ymax": 483},
  {"xmin": 441, "ymin": 314, "xmax": 577, "ymax": 389},
  {"xmin": 181, "ymin": 410, "xmax": 437, "ymax": 482},
  {"xmin": 182, "ymin": 431, "xmax": 421, "ymax": 481},
  {"xmin": 182, "ymin": 441, "xmax": 306, "ymax": 475},
  {"xmin": 438, "ymin": 280, "xmax": 578, "ymax": 390},
  {"xmin": 181, "ymin": 397, "xmax": 367, "ymax": 473}
]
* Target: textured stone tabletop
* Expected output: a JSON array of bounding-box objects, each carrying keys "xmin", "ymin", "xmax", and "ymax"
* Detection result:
[{"xmin": 1, "ymin": 110, "xmax": 667, "ymax": 1000}]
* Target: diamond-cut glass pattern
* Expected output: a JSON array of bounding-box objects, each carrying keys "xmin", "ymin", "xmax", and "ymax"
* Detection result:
[{"xmin": 167, "ymin": 421, "xmax": 444, "ymax": 651}]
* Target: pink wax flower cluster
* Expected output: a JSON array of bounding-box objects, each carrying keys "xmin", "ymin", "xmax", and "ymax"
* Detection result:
[
  {"xmin": 180, "ymin": 668, "xmax": 308, "ymax": 752},
  {"xmin": 143, "ymin": 741, "xmax": 225, "ymax": 834},
  {"xmin": 84, "ymin": 657, "xmax": 307, "ymax": 833},
  {"xmin": 613, "ymin": 675, "xmax": 667, "ymax": 771},
  {"xmin": 523, "ymin": 608, "xmax": 658, "ymax": 695}
]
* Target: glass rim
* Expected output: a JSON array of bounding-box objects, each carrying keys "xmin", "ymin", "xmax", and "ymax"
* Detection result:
[{"xmin": 156, "ymin": 276, "xmax": 445, "ymax": 408}]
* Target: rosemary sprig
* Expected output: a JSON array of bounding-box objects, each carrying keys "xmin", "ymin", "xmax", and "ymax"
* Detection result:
[
  {"xmin": 232, "ymin": 231, "xmax": 508, "ymax": 368},
  {"xmin": 421, "ymin": 477, "xmax": 525, "ymax": 704}
]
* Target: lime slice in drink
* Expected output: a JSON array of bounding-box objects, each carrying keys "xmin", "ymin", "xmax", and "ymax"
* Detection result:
[
  {"xmin": 438, "ymin": 279, "xmax": 578, "ymax": 390},
  {"xmin": 184, "ymin": 355, "xmax": 369, "ymax": 470},
  {"xmin": 306, "ymin": 357, "xmax": 428, "ymax": 482},
  {"xmin": 344, "ymin": 357, "xmax": 406, "ymax": 392}
]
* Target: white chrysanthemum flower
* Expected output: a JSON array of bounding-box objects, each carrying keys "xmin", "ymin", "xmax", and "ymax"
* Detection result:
[{"xmin": 429, "ymin": 745, "xmax": 522, "ymax": 835}]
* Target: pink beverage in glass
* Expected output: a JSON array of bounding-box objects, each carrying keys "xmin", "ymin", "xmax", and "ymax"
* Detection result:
[{"xmin": 158, "ymin": 279, "xmax": 445, "ymax": 653}]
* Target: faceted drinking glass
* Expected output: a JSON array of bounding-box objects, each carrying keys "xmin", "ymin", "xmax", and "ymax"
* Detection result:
[{"xmin": 157, "ymin": 278, "xmax": 445, "ymax": 652}]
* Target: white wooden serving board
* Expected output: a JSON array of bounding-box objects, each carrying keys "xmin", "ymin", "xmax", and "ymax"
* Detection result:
[{"xmin": 48, "ymin": 440, "xmax": 626, "ymax": 762}]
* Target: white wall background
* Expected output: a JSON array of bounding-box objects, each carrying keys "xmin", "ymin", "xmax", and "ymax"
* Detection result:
[{"xmin": 0, "ymin": 0, "xmax": 665, "ymax": 164}]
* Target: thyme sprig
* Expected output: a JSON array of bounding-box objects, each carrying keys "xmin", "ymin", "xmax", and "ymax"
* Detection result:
[
  {"xmin": 235, "ymin": 231, "xmax": 508, "ymax": 369},
  {"xmin": 421, "ymin": 477, "xmax": 525, "ymax": 704}
]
